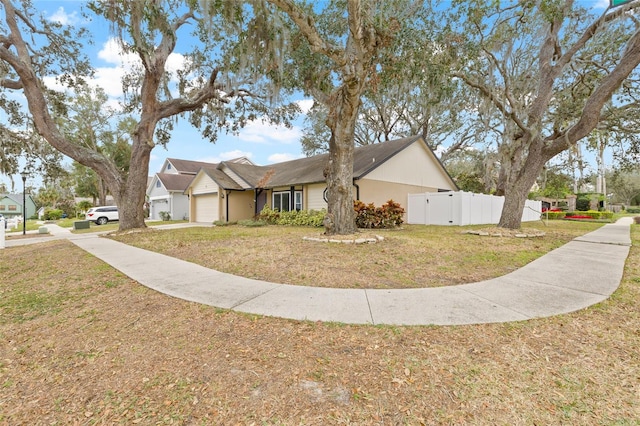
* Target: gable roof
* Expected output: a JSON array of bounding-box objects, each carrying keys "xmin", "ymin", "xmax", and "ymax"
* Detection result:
[
  {"xmin": 199, "ymin": 165, "xmax": 245, "ymax": 191},
  {"xmin": 1, "ymin": 193, "xmax": 23, "ymax": 205},
  {"xmin": 166, "ymin": 158, "xmax": 217, "ymax": 175},
  {"xmin": 185, "ymin": 135, "xmax": 457, "ymax": 192},
  {"xmin": 165, "ymin": 156, "xmax": 255, "ymax": 175},
  {"xmin": 156, "ymin": 173, "xmax": 195, "ymax": 192},
  {"xmin": 220, "ymin": 135, "xmax": 453, "ymax": 189}
]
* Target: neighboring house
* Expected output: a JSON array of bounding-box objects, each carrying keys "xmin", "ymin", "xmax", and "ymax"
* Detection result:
[
  {"xmin": 147, "ymin": 173, "xmax": 194, "ymax": 220},
  {"xmin": 147, "ymin": 156, "xmax": 254, "ymax": 220},
  {"xmin": 185, "ymin": 135, "xmax": 458, "ymax": 223},
  {"xmin": 0, "ymin": 193, "xmax": 37, "ymax": 220}
]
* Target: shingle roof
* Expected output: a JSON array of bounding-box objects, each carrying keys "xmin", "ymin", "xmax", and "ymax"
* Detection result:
[
  {"xmin": 185, "ymin": 135, "xmax": 457, "ymax": 192},
  {"xmin": 200, "ymin": 165, "xmax": 245, "ymax": 191},
  {"xmin": 156, "ymin": 173, "xmax": 195, "ymax": 192},
  {"xmin": 166, "ymin": 158, "xmax": 217, "ymax": 174},
  {"xmin": 1, "ymin": 193, "xmax": 25, "ymax": 205},
  {"xmin": 220, "ymin": 135, "xmax": 424, "ymax": 189}
]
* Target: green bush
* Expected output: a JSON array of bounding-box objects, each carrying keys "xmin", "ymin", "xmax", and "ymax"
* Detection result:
[
  {"xmin": 258, "ymin": 206, "xmax": 326, "ymax": 227},
  {"xmin": 159, "ymin": 211, "xmax": 171, "ymax": 221},
  {"xmin": 544, "ymin": 211, "xmax": 566, "ymax": 220},
  {"xmin": 354, "ymin": 199, "xmax": 404, "ymax": 229},
  {"xmin": 626, "ymin": 207, "xmax": 640, "ymax": 214},
  {"xmin": 43, "ymin": 208, "xmax": 63, "ymax": 220},
  {"xmin": 576, "ymin": 196, "xmax": 591, "ymax": 211}
]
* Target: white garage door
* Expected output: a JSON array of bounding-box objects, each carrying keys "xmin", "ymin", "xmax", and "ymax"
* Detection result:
[
  {"xmin": 150, "ymin": 199, "xmax": 169, "ymax": 220},
  {"xmin": 194, "ymin": 193, "xmax": 219, "ymax": 223}
]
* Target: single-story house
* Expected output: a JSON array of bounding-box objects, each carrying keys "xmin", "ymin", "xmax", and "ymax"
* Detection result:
[
  {"xmin": 185, "ymin": 135, "xmax": 458, "ymax": 223},
  {"xmin": 147, "ymin": 156, "xmax": 254, "ymax": 220},
  {"xmin": 0, "ymin": 193, "xmax": 37, "ymax": 220}
]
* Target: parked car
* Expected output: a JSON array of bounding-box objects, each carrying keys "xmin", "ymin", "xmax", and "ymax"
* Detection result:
[{"xmin": 86, "ymin": 206, "xmax": 119, "ymax": 225}]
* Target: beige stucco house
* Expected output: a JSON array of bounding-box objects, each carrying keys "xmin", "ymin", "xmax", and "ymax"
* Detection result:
[{"xmin": 185, "ymin": 135, "xmax": 458, "ymax": 223}]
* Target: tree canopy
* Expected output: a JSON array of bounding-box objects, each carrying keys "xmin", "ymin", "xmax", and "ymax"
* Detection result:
[
  {"xmin": 0, "ymin": 0, "xmax": 296, "ymax": 230},
  {"xmin": 448, "ymin": 0, "xmax": 640, "ymax": 228}
]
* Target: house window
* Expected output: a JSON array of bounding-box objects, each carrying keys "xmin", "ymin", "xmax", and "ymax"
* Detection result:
[
  {"xmin": 8, "ymin": 205, "xmax": 16, "ymax": 211},
  {"xmin": 156, "ymin": 180, "xmax": 161, "ymax": 188},
  {"xmin": 294, "ymin": 192, "xmax": 302, "ymax": 211},
  {"xmin": 0, "ymin": 205, "xmax": 5, "ymax": 211},
  {"xmin": 167, "ymin": 163, "xmax": 172, "ymax": 170},
  {"xmin": 273, "ymin": 192, "xmax": 290, "ymax": 212},
  {"xmin": 272, "ymin": 191, "xmax": 302, "ymax": 212}
]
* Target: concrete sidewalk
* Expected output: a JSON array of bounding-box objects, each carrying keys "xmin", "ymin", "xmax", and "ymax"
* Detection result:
[{"xmin": 4, "ymin": 218, "xmax": 633, "ymax": 326}]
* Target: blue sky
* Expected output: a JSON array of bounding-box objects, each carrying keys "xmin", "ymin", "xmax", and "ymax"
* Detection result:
[{"xmin": 2, "ymin": 0, "xmax": 615, "ymax": 190}]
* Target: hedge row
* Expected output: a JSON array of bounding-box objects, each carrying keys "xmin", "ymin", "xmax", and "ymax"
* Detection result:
[{"xmin": 543, "ymin": 210, "xmax": 614, "ymax": 220}]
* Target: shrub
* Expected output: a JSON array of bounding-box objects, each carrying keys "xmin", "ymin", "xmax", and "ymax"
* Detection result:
[
  {"xmin": 626, "ymin": 207, "xmax": 640, "ymax": 214},
  {"xmin": 43, "ymin": 208, "xmax": 63, "ymax": 220},
  {"xmin": 564, "ymin": 210, "xmax": 613, "ymax": 220},
  {"xmin": 543, "ymin": 211, "xmax": 566, "ymax": 220},
  {"xmin": 159, "ymin": 211, "xmax": 171, "ymax": 221},
  {"xmin": 354, "ymin": 199, "xmax": 405, "ymax": 229},
  {"xmin": 258, "ymin": 206, "xmax": 326, "ymax": 227},
  {"xmin": 258, "ymin": 206, "xmax": 280, "ymax": 224}
]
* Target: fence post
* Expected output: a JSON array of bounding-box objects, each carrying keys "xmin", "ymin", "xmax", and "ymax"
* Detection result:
[{"xmin": 0, "ymin": 217, "xmax": 5, "ymax": 249}]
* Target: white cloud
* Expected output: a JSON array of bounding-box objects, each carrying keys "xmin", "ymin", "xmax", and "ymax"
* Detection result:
[
  {"xmin": 296, "ymin": 99, "xmax": 314, "ymax": 114},
  {"xmin": 97, "ymin": 38, "xmax": 134, "ymax": 65},
  {"xmin": 267, "ymin": 153, "xmax": 303, "ymax": 164},
  {"xmin": 237, "ymin": 120, "xmax": 302, "ymax": 145},
  {"xmin": 47, "ymin": 7, "xmax": 79, "ymax": 25},
  {"xmin": 166, "ymin": 52, "xmax": 188, "ymax": 74},
  {"xmin": 41, "ymin": 75, "xmax": 66, "ymax": 93},
  {"xmin": 92, "ymin": 38, "xmax": 187, "ymax": 98}
]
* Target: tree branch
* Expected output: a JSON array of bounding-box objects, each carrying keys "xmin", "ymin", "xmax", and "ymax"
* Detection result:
[
  {"xmin": 547, "ymin": 27, "xmax": 640, "ymax": 155},
  {"xmin": 266, "ymin": 0, "xmax": 344, "ymax": 65}
]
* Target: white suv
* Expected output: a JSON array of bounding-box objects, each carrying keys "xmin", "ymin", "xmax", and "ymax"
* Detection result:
[{"xmin": 86, "ymin": 206, "xmax": 119, "ymax": 225}]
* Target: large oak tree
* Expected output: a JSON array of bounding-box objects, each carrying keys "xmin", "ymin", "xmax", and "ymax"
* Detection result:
[
  {"xmin": 450, "ymin": 0, "xmax": 640, "ymax": 229},
  {"xmin": 265, "ymin": 0, "xmax": 421, "ymax": 235},
  {"xmin": 0, "ymin": 0, "xmax": 294, "ymax": 230}
]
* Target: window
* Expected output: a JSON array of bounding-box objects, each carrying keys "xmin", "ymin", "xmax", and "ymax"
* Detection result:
[
  {"xmin": 167, "ymin": 163, "xmax": 172, "ymax": 170},
  {"xmin": 294, "ymin": 192, "xmax": 302, "ymax": 211},
  {"xmin": 0, "ymin": 205, "xmax": 5, "ymax": 211},
  {"xmin": 8, "ymin": 205, "xmax": 16, "ymax": 211},
  {"xmin": 273, "ymin": 191, "xmax": 302, "ymax": 212},
  {"xmin": 273, "ymin": 192, "xmax": 290, "ymax": 212},
  {"xmin": 156, "ymin": 180, "xmax": 161, "ymax": 188}
]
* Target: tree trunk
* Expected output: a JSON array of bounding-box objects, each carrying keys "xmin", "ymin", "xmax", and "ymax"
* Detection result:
[
  {"xmin": 98, "ymin": 178, "xmax": 107, "ymax": 206},
  {"xmin": 498, "ymin": 145, "xmax": 546, "ymax": 229},
  {"xmin": 113, "ymin": 132, "xmax": 152, "ymax": 230},
  {"xmin": 324, "ymin": 85, "xmax": 360, "ymax": 235}
]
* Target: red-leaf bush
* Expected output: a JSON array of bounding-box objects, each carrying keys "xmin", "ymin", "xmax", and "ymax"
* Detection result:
[{"xmin": 354, "ymin": 199, "xmax": 405, "ymax": 229}]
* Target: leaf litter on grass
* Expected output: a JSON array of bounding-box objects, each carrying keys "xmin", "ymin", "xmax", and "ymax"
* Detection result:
[
  {"xmin": 109, "ymin": 221, "xmax": 601, "ymax": 289},
  {"xmin": 2, "ymin": 222, "xmax": 637, "ymax": 424}
]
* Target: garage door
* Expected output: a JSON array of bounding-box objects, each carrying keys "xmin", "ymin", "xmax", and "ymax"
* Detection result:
[
  {"xmin": 194, "ymin": 193, "xmax": 219, "ymax": 223},
  {"xmin": 150, "ymin": 199, "xmax": 169, "ymax": 220}
]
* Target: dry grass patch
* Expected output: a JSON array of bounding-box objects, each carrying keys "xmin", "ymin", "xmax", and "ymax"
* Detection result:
[
  {"xmin": 110, "ymin": 221, "xmax": 603, "ymax": 289},
  {"xmin": 0, "ymin": 227, "xmax": 639, "ymax": 424}
]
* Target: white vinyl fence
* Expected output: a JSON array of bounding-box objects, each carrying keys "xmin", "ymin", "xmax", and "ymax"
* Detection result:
[{"xmin": 407, "ymin": 191, "xmax": 542, "ymax": 226}]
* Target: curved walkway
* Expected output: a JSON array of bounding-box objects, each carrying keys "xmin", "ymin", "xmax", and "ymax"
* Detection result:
[{"xmin": 3, "ymin": 218, "xmax": 632, "ymax": 326}]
